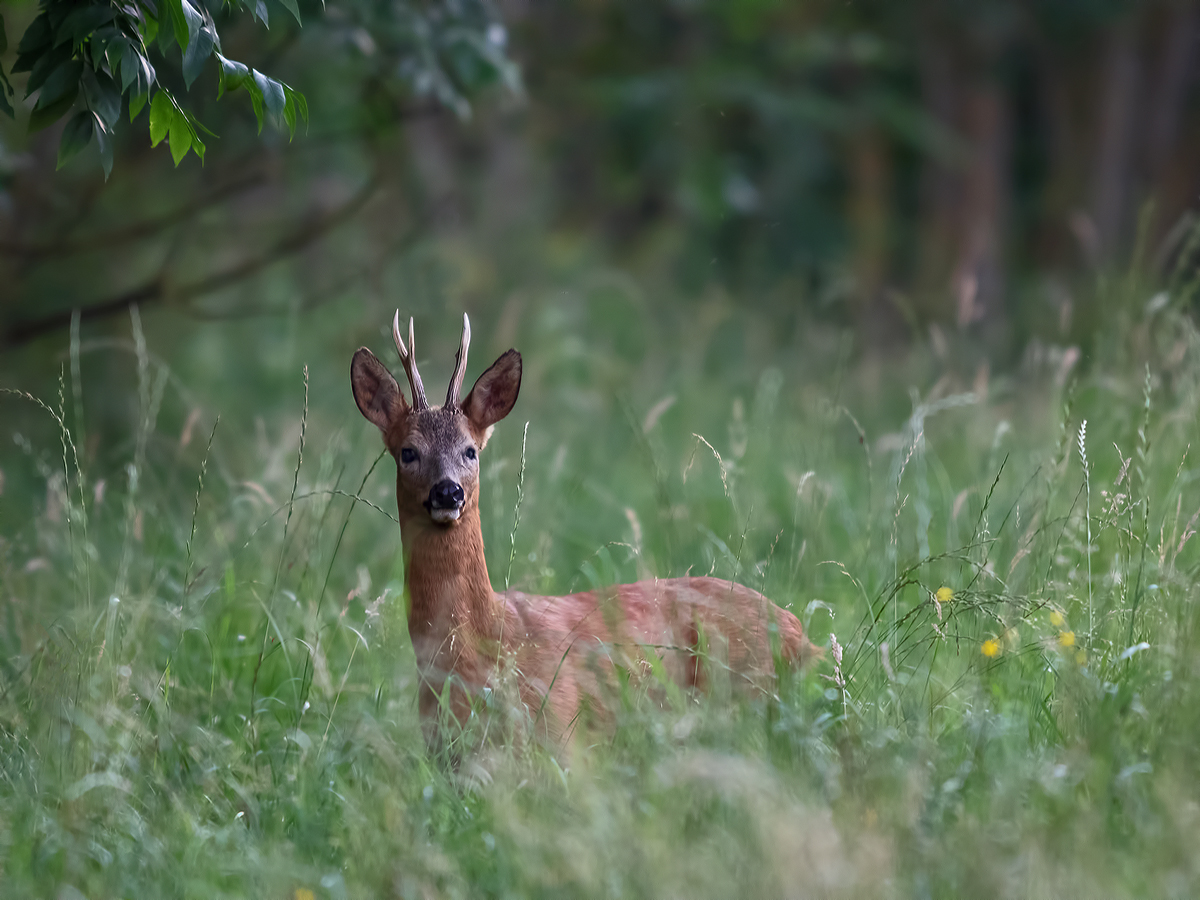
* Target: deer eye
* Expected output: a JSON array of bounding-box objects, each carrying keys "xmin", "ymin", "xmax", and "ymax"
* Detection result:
[
  {"xmin": 400, "ymin": 448, "xmax": 419, "ymax": 464},
  {"xmin": 463, "ymin": 446, "xmax": 477, "ymax": 461}
]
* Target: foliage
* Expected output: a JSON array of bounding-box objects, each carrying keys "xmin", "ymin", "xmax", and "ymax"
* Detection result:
[
  {"xmin": 0, "ymin": 0, "xmax": 516, "ymax": 176},
  {"xmin": 1, "ymin": 0, "xmax": 1190, "ymax": 355},
  {"xmin": 1, "ymin": 237, "xmax": 1200, "ymax": 895},
  {"xmin": 0, "ymin": 0, "xmax": 306, "ymax": 173},
  {"xmin": 515, "ymin": 0, "xmax": 1190, "ymax": 314}
]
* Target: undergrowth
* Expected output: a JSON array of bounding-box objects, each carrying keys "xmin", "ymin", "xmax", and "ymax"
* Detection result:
[{"xmin": 3, "ymin": 264, "xmax": 1200, "ymax": 898}]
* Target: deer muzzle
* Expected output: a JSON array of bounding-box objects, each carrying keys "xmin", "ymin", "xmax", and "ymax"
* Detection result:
[{"xmin": 426, "ymin": 479, "xmax": 466, "ymax": 523}]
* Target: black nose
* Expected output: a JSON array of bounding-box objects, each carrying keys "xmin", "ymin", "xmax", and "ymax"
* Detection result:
[{"xmin": 428, "ymin": 479, "xmax": 465, "ymax": 510}]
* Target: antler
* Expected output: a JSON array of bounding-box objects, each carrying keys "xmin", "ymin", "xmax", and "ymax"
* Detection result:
[
  {"xmin": 445, "ymin": 313, "xmax": 471, "ymax": 409},
  {"xmin": 392, "ymin": 310, "xmax": 429, "ymax": 411}
]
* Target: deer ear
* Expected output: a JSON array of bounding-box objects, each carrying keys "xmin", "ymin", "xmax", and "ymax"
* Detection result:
[
  {"xmin": 463, "ymin": 349, "xmax": 521, "ymax": 438},
  {"xmin": 351, "ymin": 348, "xmax": 408, "ymax": 432}
]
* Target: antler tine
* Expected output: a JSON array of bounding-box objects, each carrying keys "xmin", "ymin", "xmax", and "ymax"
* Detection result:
[
  {"xmin": 392, "ymin": 310, "xmax": 429, "ymax": 410},
  {"xmin": 446, "ymin": 313, "xmax": 472, "ymax": 409}
]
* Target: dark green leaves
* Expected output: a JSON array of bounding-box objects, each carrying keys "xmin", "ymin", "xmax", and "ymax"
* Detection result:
[
  {"xmin": 58, "ymin": 6, "xmax": 117, "ymax": 46},
  {"xmin": 23, "ymin": 43, "xmax": 72, "ymax": 96},
  {"xmin": 28, "ymin": 53, "xmax": 82, "ymax": 131},
  {"xmin": 56, "ymin": 110, "xmax": 94, "ymax": 168},
  {"xmin": 218, "ymin": 54, "xmax": 307, "ymax": 139},
  {"xmin": 3, "ymin": 0, "xmax": 313, "ymax": 173},
  {"xmin": 118, "ymin": 39, "xmax": 156, "ymax": 95},
  {"xmin": 3, "ymin": 0, "xmax": 516, "ymax": 175},
  {"xmin": 0, "ymin": 16, "xmax": 14, "ymax": 117},
  {"xmin": 94, "ymin": 113, "xmax": 113, "ymax": 177},
  {"xmin": 13, "ymin": 13, "xmax": 52, "ymax": 72},
  {"xmin": 129, "ymin": 91, "xmax": 147, "ymax": 122},
  {"xmin": 182, "ymin": 14, "xmax": 218, "ymax": 88},
  {"xmin": 254, "ymin": 69, "xmax": 285, "ymax": 118},
  {"xmin": 37, "ymin": 58, "xmax": 84, "ymax": 110},
  {"xmin": 277, "ymin": 0, "xmax": 303, "ymax": 27},
  {"xmin": 82, "ymin": 68, "xmax": 120, "ymax": 128}
]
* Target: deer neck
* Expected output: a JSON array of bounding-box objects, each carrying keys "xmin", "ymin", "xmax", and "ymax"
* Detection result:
[{"xmin": 400, "ymin": 505, "xmax": 501, "ymax": 676}]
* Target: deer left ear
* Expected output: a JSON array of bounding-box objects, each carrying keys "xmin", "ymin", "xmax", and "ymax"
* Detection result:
[
  {"xmin": 463, "ymin": 350, "xmax": 521, "ymax": 441},
  {"xmin": 351, "ymin": 348, "xmax": 408, "ymax": 433}
]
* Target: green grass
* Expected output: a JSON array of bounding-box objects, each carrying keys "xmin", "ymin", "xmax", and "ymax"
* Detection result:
[{"xmin": 3, "ymin": 266, "xmax": 1200, "ymax": 898}]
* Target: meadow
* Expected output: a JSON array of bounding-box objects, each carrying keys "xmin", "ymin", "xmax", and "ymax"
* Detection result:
[{"xmin": 2, "ymin": 244, "xmax": 1200, "ymax": 898}]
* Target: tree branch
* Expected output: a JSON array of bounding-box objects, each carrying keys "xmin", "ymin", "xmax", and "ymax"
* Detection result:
[
  {"xmin": 0, "ymin": 172, "xmax": 267, "ymax": 261},
  {"xmin": 1, "ymin": 176, "xmax": 380, "ymax": 347}
]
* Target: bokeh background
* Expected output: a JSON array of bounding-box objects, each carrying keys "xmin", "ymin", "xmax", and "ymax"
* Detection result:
[
  {"xmin": 6, "ymin": 1, "xmax": 1198, "ymax": 359},
  {"xmin": 4, "ymin": 1, "xmax": 1200, "ymax": 897}
]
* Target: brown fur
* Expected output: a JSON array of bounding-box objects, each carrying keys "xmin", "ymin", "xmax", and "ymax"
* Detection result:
[{"xmin": 351, "ymin": 334, "xmax": 820, "ymax": 749}]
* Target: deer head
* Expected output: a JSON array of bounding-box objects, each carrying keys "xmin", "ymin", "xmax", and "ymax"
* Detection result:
[{"xmin": 350, "ymin": 312, "xmax": 522, "ymax": 528}]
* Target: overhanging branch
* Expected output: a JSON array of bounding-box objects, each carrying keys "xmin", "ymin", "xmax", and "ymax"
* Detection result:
[{"xmin": 1, "ymin": 175, "xmax": 380, "ymax": 347}]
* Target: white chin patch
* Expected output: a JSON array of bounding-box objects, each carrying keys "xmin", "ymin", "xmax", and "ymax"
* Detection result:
[{"xmin": 430, "ymin": 507, "xmax": 462, "ymax": 524}]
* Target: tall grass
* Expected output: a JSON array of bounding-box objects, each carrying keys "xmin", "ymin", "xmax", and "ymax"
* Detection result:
[{"xmin": 3, "ymin": 264, "xmax": 1200, "ymax": 898}]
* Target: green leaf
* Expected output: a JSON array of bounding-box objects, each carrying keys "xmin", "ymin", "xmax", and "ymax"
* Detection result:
[
  {"xmin": 163, "ymin": 0, "xmax": 202, "ymax": 54},
  {"xmin": 190, "ymin": 114, "xmax": 218, "ymax": 139},
  {"xmin": 34, "ymin": 58, "xmax": 83, "ymax": 110},
  {"xmin": 29, "ymin": 90, "xmax": 78, "ymax": 131},
  {"xmin": 83, "ymin": 68, "xmax": 121, "ymax": 127},
  {"xmin": 144, "ymin": 14, "xmax": 159, "ymax": 47},
  {"xmin": 189, "ymin": 123, "xmax": 206, "ymax": 163},
  {"xmin": 0, "ymin": 15, "xmax": 13, "ymax": 118},
  {"xmin": 169, "ymin": 114, "xmax": 192, "ymax": 165},
  {"xmin": 24, "ymin": 44, "xmax": 72, "ymax": 95},
  {"xmin": 182, "ymin": 23, "xmax": 214, "ymax": 87},
  {"xmin": 277, "ymin": 0, "xmax": 302, "ymax": 26},
  {"xmin": 129, "ymin": 91, "xmax": 148, "ymax": 122},
  {"xmin": 56, "ymin": 6, "xmax": 116, "ymax": 46},
  {"xmin": 180, "ymin": 1, "xmax": 203, "ymax": 48},
  {"xmin": 217, "ymin": 53, "xmax": 249, "ymax": 82},
  {"xmin": 88, "ymin": 25, "xmax": 123, "ymax": 68},
  {"xmin": 253, "ymin": 1, "xmax": 269, "ymax": 26},
  {"xmin": 137, "ymin": 53, "xmax": 157, "ymax": 95},
  {"xmin": 119, "ymin": 39, "xmax": 138, "ymax": 91},
  {"xmin": 16, "ymin": 13, "xmax": 52, "ymax": 61},
  {"xmin": 253, "ymin": 69, "xmax": 285, "ymax": 117},
  {"xmin": 216, "ymin": 53, "xmax": 249, "ymax": 98},
  {"xmin": 250, "ymin": 86, "xmax": 263, "ymax": 132},
  {"xmin": 57, "ymin": 110, "xmax": 94, "ymax": 169},
  {"xmin": 283, "ymin": 91, "xmax": 296, "ymax": 138},
  {"xmin": 163, "ymin": 0, "xmax": 186, "ymax": 53},
  {"xmin": 94, "ymin": 114, "xmax": 114, "ymax": 179},
  {"xmin": 149, "ymin": 90, "xmax": 172, "ymax": 146}
]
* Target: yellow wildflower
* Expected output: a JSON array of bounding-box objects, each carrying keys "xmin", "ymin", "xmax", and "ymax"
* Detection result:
[
  {"xmin": 1075, "ymin": 650, "xmax": 1086, "ymax": 666},
  {"xmin": 1058, "ymin": 631, "xmax": 1075, "ymax": 648},
  {"xmin": 1049, "ymin": 610, "xmax": 1065, "ymax": 628},
  {"xmin": 936, "ymin": 586, "xmax": 954, "ymax": 604},
  {"xmin": 981, "ymin": 639, "xmax": 1001, "ymax": 658},
  {"xmin": 295, "ymin": 891, "xmax": 315, "ymax": 900}
]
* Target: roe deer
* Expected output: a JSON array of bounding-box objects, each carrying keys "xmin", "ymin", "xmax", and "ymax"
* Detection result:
[{"xmin": 351, "ymin": 313, "xmax": 819, "ymax": 748}]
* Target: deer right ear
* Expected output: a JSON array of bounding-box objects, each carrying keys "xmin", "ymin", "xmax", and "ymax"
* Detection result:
[
  {"xmin": 351, "ymin": 348, "xmax": 408, "ymax": 432},
  {"xmin": 463, "ymin": 349, "xmax": 522, "ymax": 440}
]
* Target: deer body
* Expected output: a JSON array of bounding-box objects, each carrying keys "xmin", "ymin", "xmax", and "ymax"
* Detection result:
[{"xmin": 352, "ymin": 314, "xmax": 818, "ymax": 747}]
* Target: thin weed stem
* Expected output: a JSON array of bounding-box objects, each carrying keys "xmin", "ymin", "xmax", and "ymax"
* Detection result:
[
  {"xmin": 252, "ymin": 365, "xmax": 308, "ymax": 729},
  {"xmin": 184, "ymin": 417, "xmax": 220, "ymax": 601},
  {"xmin": 505, "ymin": 421, "xmax": 529, "ymax": 591}
]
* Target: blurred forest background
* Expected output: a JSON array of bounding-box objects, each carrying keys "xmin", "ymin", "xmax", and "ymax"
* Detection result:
[
  {"xmin": 1, "ymin": 0, "xmax": 1197, "ymax": 362},
  {"xmin": 6, "ymin": 2, "xmax": 1200, "ymax": 895}
]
